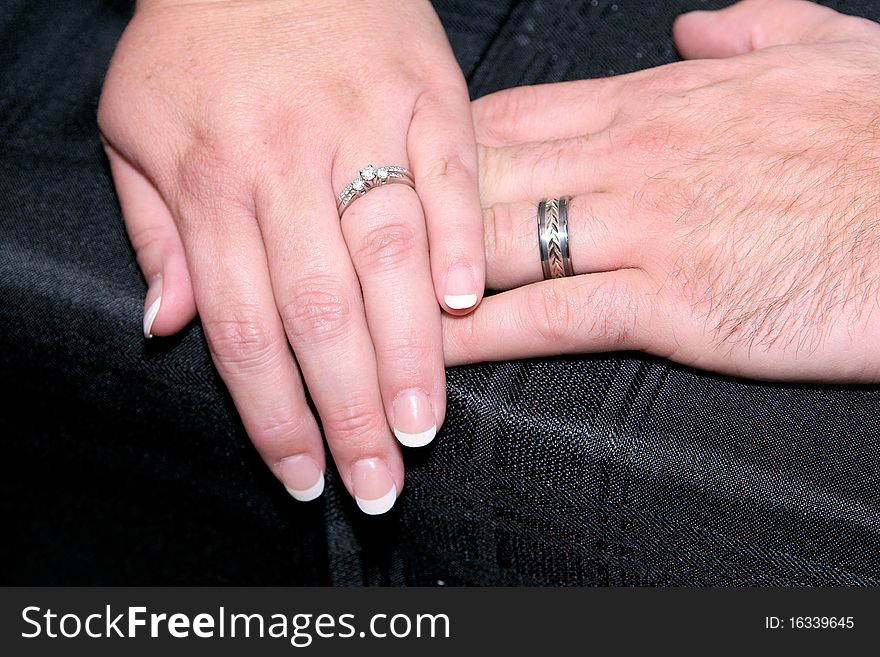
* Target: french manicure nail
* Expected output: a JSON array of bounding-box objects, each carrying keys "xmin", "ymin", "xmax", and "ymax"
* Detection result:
[
  {"xmin": 278, "ymin": 455, "xmax": 325, "ymax": 502},
  {"xmin": 444, "ymin": 264, "xmax": 478, "ymax": 310},
  {"xmin": 392, "ymin": 388, "xmax": 437, "ymax": 448},
  {"xmin": 143, "ymin": 276, "xmax": 163, "ymax": 339},
  {"xmin": 351, "ymin": 458, "xmax": 397, "ymax": 515}
]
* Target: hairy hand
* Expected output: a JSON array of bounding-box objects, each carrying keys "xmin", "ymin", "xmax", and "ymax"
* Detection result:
[
  {"xmin": 446, "ymin": 0, "xmax": 880, "ymax": 382},
  {"xmin": 100, "ymin": 0, "xmax": 484, "ymax": 511}
]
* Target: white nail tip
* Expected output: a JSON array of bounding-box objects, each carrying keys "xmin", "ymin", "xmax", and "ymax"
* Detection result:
[
  {"xmin": 444, "ymin": 293, "xmax": 478, "ymax": 310},
  {"xmin": 143, "ymin": 296, "xmax": 162, "ymax": 339},
  {"xmin": 356, "ymin": 484, "xmax": 398, "ymax": 516},
  {"xmin": 285, "ymin": 473, "xmax": 325, "ymax": 502},
  {"xmin": 394, "ymin": 425, "xmax": 437, "ymax": 448}
]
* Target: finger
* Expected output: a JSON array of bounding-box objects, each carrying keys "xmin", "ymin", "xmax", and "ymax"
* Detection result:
[
  {"xmin": 485, "ymin": 194, "xmax": 642, "ymax": 290},
  {"xmin": 409, "ymin": 90, "xmax": 484, "ymax": 313},
  {"xmin": 479, "ymin": 131, "xmax": 620, "ymax": 206},
  {"xmin": 472, "ymin": 78, "xmax": 627, "ymax": 148},
  {"xmin": 341, "ymin": 183, "xmax": 445, "ymax": 449},
  {"xmin": 443, "ymin": 269, "xmax": 659, "ymax": 366},
  {"xmin": 673, "ymin": 0, "xmax": 878, "ymax": 59},
  {"xmin": 105, "ymin": 143, "xmax": 196, "ymax": 338},
  {"xmin": 257, "ymin": 169, "xmax": 404, "ymax": 515},
  {"xmin": 176, "ymin": 197, "xmax": 326, "ymax": 503}
]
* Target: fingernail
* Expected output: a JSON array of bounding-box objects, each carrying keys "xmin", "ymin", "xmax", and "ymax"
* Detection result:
[
  {"xmin": 278, "ymin": 455, "xmax": 325, "ymax": 502},
  {"xmin": 143, "ymin": 276, "xmax": 162, "ymax": 339},
  {"xmin": 351, "ymin": 458, "xmax": 397, "ymax": 515},
  {"xmin": 392, "ymin": 388, "xmax": 437, "ymax": 448},
  {"xmin": 444, "ymin": 264, "xmax": 478, "ymax": 310}
]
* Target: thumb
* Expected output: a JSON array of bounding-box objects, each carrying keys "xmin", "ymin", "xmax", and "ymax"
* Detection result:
[
  {"xmin": 674, "ymin": 0, "xmax": 875, "ymax": 60},
  {"xmin": 104, "ymin": 143, "xmax": 197, "ymax": 338}
]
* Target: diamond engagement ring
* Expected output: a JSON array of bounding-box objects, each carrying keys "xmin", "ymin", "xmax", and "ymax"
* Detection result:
[
  {"xmin": 537, "ymin": 197, "xmax": 574, "ymax": 280},
  {"xmin": 337, "ymin": 165, "xmax": 415, "ymax": 217}
]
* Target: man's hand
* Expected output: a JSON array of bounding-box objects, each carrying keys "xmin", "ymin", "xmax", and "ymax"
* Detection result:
[{"xmin": 446, "ymin": 0, "xmax": 880, "ymax": 383}]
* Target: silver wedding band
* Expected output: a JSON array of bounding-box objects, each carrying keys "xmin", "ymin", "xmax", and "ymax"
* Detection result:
[
  {"xmin": 337, "ymin": 164, "xmax": 415, "ymax": 218},
  {"xmin": 537, "ymin": 197, "xmax": 574, "ymax": 279}
]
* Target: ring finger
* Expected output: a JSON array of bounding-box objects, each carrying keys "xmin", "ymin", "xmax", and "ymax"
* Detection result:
[
  {"xmin": 484, "ymin": 193, "xmax": 645, "ymax": 289},
  {"xmin": 336, "ymin": 156, "xmax": 445, "ymax": 449}
]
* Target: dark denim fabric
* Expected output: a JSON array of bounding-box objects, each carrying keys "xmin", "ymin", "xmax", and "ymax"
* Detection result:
[{"xmin": 1, "ymin": 0, "xmax": 879, "ymax": 586}]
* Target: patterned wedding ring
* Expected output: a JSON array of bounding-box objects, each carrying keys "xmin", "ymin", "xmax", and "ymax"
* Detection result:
[{"xmin": 537, "ymin": 197, "xmax": 574, "ymax": 280}]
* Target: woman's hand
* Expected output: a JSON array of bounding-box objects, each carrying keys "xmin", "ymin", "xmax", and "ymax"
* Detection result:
[
  {"xmin": 446, "ymin": 0, "xmax": 880, "ymax": 383},
  {"xmin": 99, "ymin": 0, "xmax": 484, "ymax": 513}
]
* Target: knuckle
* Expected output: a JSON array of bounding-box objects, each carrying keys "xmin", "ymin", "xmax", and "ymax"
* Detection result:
[
  {"xmin": 252, "ymin": 413, "xmax": 313, "ymax": 446},
  {"xmin": 206, "ymin": 314, "xmax": 277, "ymax": 371},
  {"xmin": 281, "ymin": 280, "xmax": 353, "ymax": 345},
  {"xmin": 175, "ymin": 136, "xmax": 252, "ymax": 208},
  {"xmin": 129, "ymin": 222, "xmax": 171, "ymax": 256},
  {"xmin": 475, "ymin": 87, "xmax": 533, "ymax": 141},
  {"xmin": 524, "ymin": 279, "xmax": 645, "ymax": 350},
  {"xmin": 525, "ymin": 283, "xmax": 575, "ymax": 345},
  {"xmin": 351, "ymin": 221, "xmax": 420, "ymax": 273},
  {"xmin": 624, "ymin": 122, "xmax": 693, "ymax": 162},
  {"xmin": 377, "ymin": 333, "xmax": 436, "ymax": 378},
  {"xmin": 423, "ymin": 151, "xmax": 477, "ymax": 186},
  {"xmin": 320, "ymin": 400, "xmax": 386, "ymax": 444},
  {"xmin": 636, "ymin": 177, "xmax": 697, "ymax": 222},
  {"xmin": 445, "ymin": 311, "xmax": 480, "ymax": 358},
  {"xmin": 588, "ymin": 281, "xmax": 644, "ymax": 349},
  {"xmin": 642, "ymin": 63, "xmax": 714, "ymax": 94}
]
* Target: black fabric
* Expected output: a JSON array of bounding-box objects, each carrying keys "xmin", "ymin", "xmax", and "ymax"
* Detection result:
[{"xmin": 2, "ymin": 0, "xmax": 879, "ymax": 586}]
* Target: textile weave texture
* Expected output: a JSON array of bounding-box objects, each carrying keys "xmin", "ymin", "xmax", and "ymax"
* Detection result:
[{"xmin": 1, "ymin": 0, "xmax": 879, "ymax": 586}]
